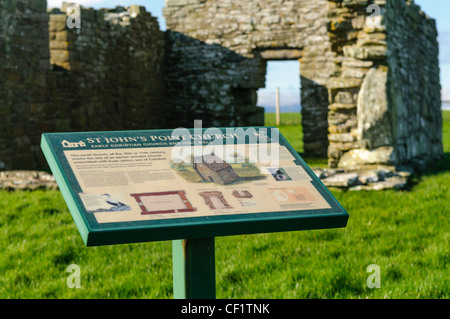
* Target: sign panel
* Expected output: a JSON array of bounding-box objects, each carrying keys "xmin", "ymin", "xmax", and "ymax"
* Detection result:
[{"xmin": 41, "ymin": 127, "xmax": 348, "ymax": 246}]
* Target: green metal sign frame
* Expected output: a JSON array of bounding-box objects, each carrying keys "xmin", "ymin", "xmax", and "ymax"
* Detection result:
[{"xmin": 41, "ymin": 126, "xmax": 348, "ymax": 298}]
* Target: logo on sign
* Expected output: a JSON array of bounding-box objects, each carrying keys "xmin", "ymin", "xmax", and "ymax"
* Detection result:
[{"xmin": 62, "ymin": 140, "xmax": 86, "ymax": 148}]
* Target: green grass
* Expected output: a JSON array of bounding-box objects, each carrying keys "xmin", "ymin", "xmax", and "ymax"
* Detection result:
[
  {"xmin": 0, "ymin": 112, "xmax": 449, "ymax": 298},
  {"xmin": 442, "ymin": 111, "xmax": 450, "ymax": 149},
  {"xmin": 265, "ymin": 113, "xmax": 304, "ymax": 157}
]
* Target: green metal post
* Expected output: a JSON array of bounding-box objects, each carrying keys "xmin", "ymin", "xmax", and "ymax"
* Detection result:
[{"xmin": 172, "ymin": 238, "xmax": 216, "ymax": 299}]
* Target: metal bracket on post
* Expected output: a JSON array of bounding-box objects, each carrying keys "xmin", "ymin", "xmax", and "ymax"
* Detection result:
[{"xmin": 172, "ymin": 238, "xmax": 216, "ymax": 299}]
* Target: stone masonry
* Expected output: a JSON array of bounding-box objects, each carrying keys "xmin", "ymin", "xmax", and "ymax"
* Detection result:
[
  {"xmin": 0, "ymin": 1, "xmax": 166, "ymax": 170},
  {"xmin": 326, "ymin": 0, "xmax": 443, "ymax": 169},
  {"xmin": 47, "ymin": 3, "xmax": 166, "ymax": 136},
  {"xmin": 164, "ymin": 0, "xmax": 333, "ymax": 157},
  {"xmin": 0, "ymin": 0, "xmax": 50, "ymax": 169},
  {"xmin": 164, "ymin": 0, "xmax": 443, "ymax": 169},
  {"xmin": 0, "ymin": 0, "xmax": 444, "ymax": 175}
]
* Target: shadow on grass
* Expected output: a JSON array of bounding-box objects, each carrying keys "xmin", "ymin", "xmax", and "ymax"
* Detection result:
[
  {"xmin": 297, "ymin": 153, "xmax": 328, "ymax": 168},
  {"xmin": 402, "ymin": 153, "xmax": 450, "ymax": 191},
  {"xmin": 424, "ymin": 152, "xmax": 450, "ymax": 173}
]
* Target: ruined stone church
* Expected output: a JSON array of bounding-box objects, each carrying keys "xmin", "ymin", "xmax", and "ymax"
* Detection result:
[{"xmin": 0, "ymin": 0, "xmax": 443, "ymax": 171}]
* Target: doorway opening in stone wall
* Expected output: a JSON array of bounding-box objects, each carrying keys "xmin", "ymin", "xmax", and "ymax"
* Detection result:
[{"xmin": 257, "ymin": 60, "xmax": 303, "ymax": 155}]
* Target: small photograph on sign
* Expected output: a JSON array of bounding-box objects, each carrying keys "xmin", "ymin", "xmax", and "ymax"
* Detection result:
[
  {"xmin": 267, "ymin": 167, "xmax": 292, "ymax": 181},
  {"xmin": 269, "ymin": 187, "xmax": 315, "ymax": 205},
  {"xmin": 79, "ymin": 193, "xmax": 131, "ymax": 213}
]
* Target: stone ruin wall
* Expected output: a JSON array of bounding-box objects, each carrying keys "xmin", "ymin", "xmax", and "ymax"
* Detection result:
[
  {"xmin": 163, "ymin": 30, "xmax": 266, "ymax": 129},
  {"xmin": 328, "ymin": 0, "xmax": 443, "ymax": 169},
  {"xmin": 385, "ymin": 0, "xmax": 443, "ymax": 167},
  {"xmin": 0, "ymin": 0, "xmax": 443, "ymax": 173},
  {"xmin": 0, "ymin": 0, "xmax": 50, "ymax": 170},
  {"xmin": 163, "ymin": 0, "xmax": 333, "ymax": 157},
  {"xmin": 0, "ymin": 1, "xmax": 166, "ymax": 170},
  {"xmin": 164, "ymin": 0, "xmax": 443, "ymax": 169},
  {"xmin": 47, "ymin": 4, "xmax": 166, "ymax": 134},
  {"xmin": 326, "ymin": 0, "xmax": 390, "ymax": 168}
]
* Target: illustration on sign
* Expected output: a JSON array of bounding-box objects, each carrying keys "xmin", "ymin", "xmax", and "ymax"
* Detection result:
[{"xmin": 193, "ymin": 153, "xmax": 239, "ymax": 185}]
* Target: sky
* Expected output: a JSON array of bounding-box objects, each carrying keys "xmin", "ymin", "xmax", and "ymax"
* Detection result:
[
  {"xmin": 47, "ymin": 0, "xmax": 450, "ymax": 110},
  {"xmin": 416, "ymin": 0, "xmax": 450, "ymax": 108}
]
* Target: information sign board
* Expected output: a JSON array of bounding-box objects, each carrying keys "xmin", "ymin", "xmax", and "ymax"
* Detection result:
[{"xmin": 41, "ymin": 126, "xmax": 348, "ymax": 246}]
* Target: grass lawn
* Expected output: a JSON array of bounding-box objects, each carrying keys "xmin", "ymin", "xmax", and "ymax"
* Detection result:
[{"xmin": 0, "ymin": 112, "xmax": 448, "ymax": 298}]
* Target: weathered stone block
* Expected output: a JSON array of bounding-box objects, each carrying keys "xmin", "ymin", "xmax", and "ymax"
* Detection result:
[
  {"xmin": 343, "ymin": 45, "xmax": 386, "ymax": 60},
  {"xmin": 357, "ymin": 66, "xmax": 392, "ymax": 150},
  {"xmin": 338, "ymin": 146, "xmax": 396, "ymax": 169}
]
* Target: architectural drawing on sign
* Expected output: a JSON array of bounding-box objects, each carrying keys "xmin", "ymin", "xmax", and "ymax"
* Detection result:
[
  {"xmin": 130, "ymin": 191, "xmax": 196, "ymax": 215},
  {"xmin": 199, "ymin": 191, "xmax": 233, "ymax": 210},
  {"xmin": 193, "ymin": 154, "xmax": 239, "ymax": 185},
  {"xmin": 232, "ymin": 190, "xmax": 253, "ymax": 199}
]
